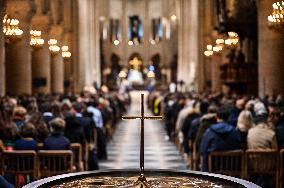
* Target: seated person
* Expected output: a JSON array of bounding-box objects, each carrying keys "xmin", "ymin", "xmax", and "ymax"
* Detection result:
[
  {"xmin": 15, "ymin": 123, "xmax": 38, "ymax": 150},
  {"xmin": 12, "ymin": 106, "xmax": 27, "ymax": 128},
  {"xmin": 0, "ymin": 176, "xmax": 14, "ymax": 188},
  {"xmin": 200, "ymin": 107, "xmax": 241, "ymax": 171},
  {"xmin": 44, "ymin": 118, "xmax": 70, "ymax": 150}
]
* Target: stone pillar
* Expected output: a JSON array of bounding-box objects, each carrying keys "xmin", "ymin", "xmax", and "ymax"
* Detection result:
[
  {"xmin": 50, "ymin": 52, "xmax": 64, "ymax": 93},
  {"xmin": 5, "ymin": 1, "xmax": 35, "ymax": 95},
  {"xmin": 31, "ymin": 15, "xmax": 51, "ymax": 94},
  {"xmin": 63, "ymin": 0, "xmax": 73, "ymax": 93},
  {"xmin": 0, "ymin": 0, "xmax": 5, "ymax": 96},
  {"xmin": 77, "ymin": 0, "xmax": 101, "ymax": 90},
  {"xmin": 177, "ymin": 0, "xmax": 199, "ymax": 91},
  {"xmin": 211, "ymin": 54, "xmax": 222, "ymax": 92},
  {"xmin": 258, "ymin": 0, "xmax": 284, "ymax": 96},
  {"xmin": 50, "ymin": 25, "xmax": 64, "ymax": 94},
  {"xmin": 63, "ymin": 33, "xmax": 72, "ymax": 94}
]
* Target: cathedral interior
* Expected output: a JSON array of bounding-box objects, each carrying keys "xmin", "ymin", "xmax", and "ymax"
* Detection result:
[{"xmin": 0, "ymin": 0, "xmax": 284, "ymax": 188}]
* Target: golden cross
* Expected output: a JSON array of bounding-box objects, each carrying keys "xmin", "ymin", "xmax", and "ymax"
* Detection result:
[
  {"xmin": 122, "ymin": 93, "xmax": 163, "ymax": 181},
  {"xmin": 129, "ymin": 57, "xmax": 142, "ymax": 70}
]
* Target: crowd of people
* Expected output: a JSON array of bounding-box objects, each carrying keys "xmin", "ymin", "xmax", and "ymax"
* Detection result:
[
  {"xmin": 0, "ymin": 86, "xmax": 130, "ymax": 187},
  {"xmin": 149, "ymin": 91, "xmax": 284, "ymax": 187}
]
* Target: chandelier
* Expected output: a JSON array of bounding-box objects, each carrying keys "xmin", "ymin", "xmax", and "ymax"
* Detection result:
[
  {"xmin": 204, "ymin": 45, "xmax": 214, "ymax": 57},
  {"xmin": 2, "ymin": 14, "xmax": 23, "ymax": 42},
  {"xmin": 30, "ymin": 30, "xmax": 44, "ymax": 48},
  {"xmin": 225, "ymin": 32, "xmax": 239, "ymax": 46},
  {"xmin": 48, "ymin": 39, "xmax": 60, "ymax": 54},
  {"xmin": 268, "ymin": 1, "xmax": 284, "ymax": 31},
  {"xmin": 61, "ymin": 45, "xmax": 71, "ymax": 58},
  {"xmin": 204, "ymin": 31, "xmax": 239, "ymax": 57}
]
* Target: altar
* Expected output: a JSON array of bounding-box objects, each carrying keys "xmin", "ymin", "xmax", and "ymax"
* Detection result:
[{"xmin": 127, "ymin": 57, "xmax": 144, "ymax": 86}]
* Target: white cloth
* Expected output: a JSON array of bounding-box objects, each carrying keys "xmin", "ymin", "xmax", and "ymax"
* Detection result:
[{"xmin": 87, "ymin": 106, "xmax": 103, "ymax": 128}]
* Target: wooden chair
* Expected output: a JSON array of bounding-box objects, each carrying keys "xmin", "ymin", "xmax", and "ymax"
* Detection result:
[
  {"xmin": 37, "ymin": 143, "xmax": 44, "ymax": 150},
  {"xmin": 208, "ymin": 150, "xmax": 244, "ymax": 178},
  {"xmin": 192, "ymin": 142, "xmax": 198, "ymax": 170},
  {"xmin": 245, "ymin": 149, "xmax": 279, "ymax": 188},
  {"xmin": 71, "ymin": 143, "xmax": 83, "ymax": 171},
  {"xmin": 1, "ymin": 151, "xmax": 37, "ymax": 187},
  {"xmin": 279, "ymin": 149, "xmax": 284, "ymax": 188},
  {"xmin": 37, "ymin": 150, "xmax": 73, "ymax": 178}
]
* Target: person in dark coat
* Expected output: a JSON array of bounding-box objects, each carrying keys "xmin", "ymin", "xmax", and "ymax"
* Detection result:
[
  {"xmin": 0, "ymin": 176, "xmax": 14, "ymax": 188},
  {"xmin": 181, "ymin": 111, "xmax": 199, "ymax": 154},
  {"xmin": 275, "ymin": 107, "xmax": 284, "ymax": 148},
  {"xmin": 201, "ymin": 107, "xmax": 241, "ymax": 171},
  {"xmin": 15, "ymin": 123, "xmax": 37, "ymax": 150},
  {"xmin": 228, "ymin": 99, "xmax": 245, "ymax": 127},
  {"xmin": 44, "ymin": 118, "xmax": 70, "ymax": 150},
  {"xmin": 41, "ymin": 102, "xmax": 54, "ymax": 126}
]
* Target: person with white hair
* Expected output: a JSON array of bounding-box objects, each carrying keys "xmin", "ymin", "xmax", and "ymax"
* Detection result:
[{"xmin": 237, "ymin": 110, "xmax": 254, "ymax": 148}]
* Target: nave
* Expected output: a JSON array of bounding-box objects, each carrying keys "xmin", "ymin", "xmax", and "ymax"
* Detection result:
[{"xmin": 100, "ymin": 91, "xmax": 187, "ymax": 170}]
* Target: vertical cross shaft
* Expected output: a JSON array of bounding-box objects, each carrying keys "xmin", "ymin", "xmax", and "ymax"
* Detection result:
[
  {"xmin": 140, "ymin": 94, "xmax": 144, "ymax": 175},
  {"xmin": 122, "ymin": 93, "xmax": 163, "ymax": 179}
]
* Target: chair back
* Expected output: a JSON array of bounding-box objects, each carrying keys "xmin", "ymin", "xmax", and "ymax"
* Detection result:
[
  {"xmin": 1, "ymin": 150, "xmax": 37, "ymax": 187},
  {"xmin": 37, "ymin": 150, "xmax": 73, "ymax": 178},
  {"xmin": 208, "ymin": 150, "xmax": 244, "ymax": 178},
  {"xmin": 245, "ymin": 149, "xmax": 279, "ymax": 187},
  {"xmin": 71, "ymin": 143, "xmax": 83, "ymax": 171},
  {"xmin": 37, "ymin": 143, "xmax": 44, "ymax": 150},
  {"xmin": 279, "ymin": 149, "xmax": 284, "ymax": 188}
]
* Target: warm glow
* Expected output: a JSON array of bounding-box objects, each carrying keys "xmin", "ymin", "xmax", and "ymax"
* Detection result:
[
  {"xmin": 118, "ymin": 70, "xmax": 127, "ymax": 78},
  {"xmin": 48, "ymin": 39, "xmax": 60, "ymax": 53},
  {"xmin": 62, "ymin": 45, "xmax": 71, "ymax": 58},
  {"xmin": 204, "ymin": 50, "xmax": 213, "ymax": 57},
  {"xmin": 147, "ymin": 71, "xmax": 155, "ymax": 78},
  {"xmin": 170, "ymin": 14, "xmax": 177, "ymax": 21},
  {"xmin": 113, "ymin": 39, "xmax": 120, "ymax": 45},
  {"xmin": 3, "ymin": 14, "xmax": 23, "ymax": 42},
  {"xmin": 150, "ymin": 39, "xmax": 156, "ymax": 45},
  {"xmin": 30, "ymin": 30, "xmax": 44, "ymax": 48},
  {"xmin": 128, "ymin": 41, "xmax": 134, "ymax": 46},
  {"xmin": 48, "ymin": 39, "xmax": 57, "ymax": 45},
  {"xmin": 268, "ymin": 1, "xmax": 284, "ymax": 28},
  {"xmin": 206, "ymin": 45, "xmax": 213, "ymax": 50},
  {"xmin": 216, "ymin": 38, "xmax": 224, "ymax": 44}
]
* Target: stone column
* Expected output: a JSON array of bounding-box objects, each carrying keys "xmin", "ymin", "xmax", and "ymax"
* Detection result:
[
  {"xmin": 77, "ymin": 0, "xmax": 101, "ymax": 90},
  {"xmin": 177, "ymin": 0, "xmax": 199, "ymax": 91},
  {"xmin": 0, "ymin": 0, "xmax": 5, "ymax": 96},
  {"xmin": 50, "ymin": 25, "xmax": 64, "ymax": 94},
  {"xmin": 50, "ymin": 52, "xmax": 64, "ymax": 93},
  {"xmin": 63, "ymin": 33, "xmax": 72, "ymax": 93},
  {"xmin": 258, "ymin": 0, "xmax": 284, "ymax": 96},
  {"xmin": 5, "ymin": 0, "xmax": 35, "ymax": 95},
  {"xmin": 211, "ymin": 54, "xmax": 222, "ymax": 92},
  {"xmin": 31, "ymin": 15, "xmax": 51, "ymax": 94}
]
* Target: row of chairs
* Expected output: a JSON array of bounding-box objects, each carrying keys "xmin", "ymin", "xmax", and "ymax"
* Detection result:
[
  {"xmin": 0, "ymin": 143, "xmax": 83, "ymax": 187},
  {"xmin": 208, "ymin": 149, "xmax": 282, "ymax": 188},
  {"xmin": 175, "ymin": 139, "xmax": 284, "ymax": 188}
]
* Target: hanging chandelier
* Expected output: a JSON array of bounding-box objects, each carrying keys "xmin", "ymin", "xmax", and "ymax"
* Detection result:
[
  {"xmin": 204, "ymin": 45, "xmax": 214, "ymax": 57},
  {"xmin": 48, "ymin": 39, "xmax": 60, "ymax": 54},
  {"xmin": 30, "ymin": 30, "xmax": 44, "ymax": 49},
  {"xmin": 61, "ymin": 45, "xmax": 71, "ymax": 58},
  {"xmin": 268, "ymin": 1, "xmax": 284, "ymax": 31},
  {"xmin": 2, "ymin": 14, "xmax": 23, "ymax": 42},
  {"xmin": 204, "ymin": 31, "xmax": 239, "ymax": 57},
  {"xmin": 225, "ymin": 32, "xmax": 239, "ymax": 46}
]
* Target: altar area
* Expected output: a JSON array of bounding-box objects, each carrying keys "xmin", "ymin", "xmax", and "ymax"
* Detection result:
[{"xmin": 127, "ymin": 57, "xmax": 145, "ymax": 86}]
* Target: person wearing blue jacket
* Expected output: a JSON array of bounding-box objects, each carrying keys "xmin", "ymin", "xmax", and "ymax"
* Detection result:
[
  {"xmin": 201, "ymin": 107, "xmax": 241, "ymax": 171},
  {"xmin": 0, "ymin": 176, "xmax": 14, "ymax": 188}
]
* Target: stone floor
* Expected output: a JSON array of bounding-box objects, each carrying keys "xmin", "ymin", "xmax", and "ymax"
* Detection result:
[{"xmin": 99, "ymin": 91, "xmax": 187, "ymax": 170}]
